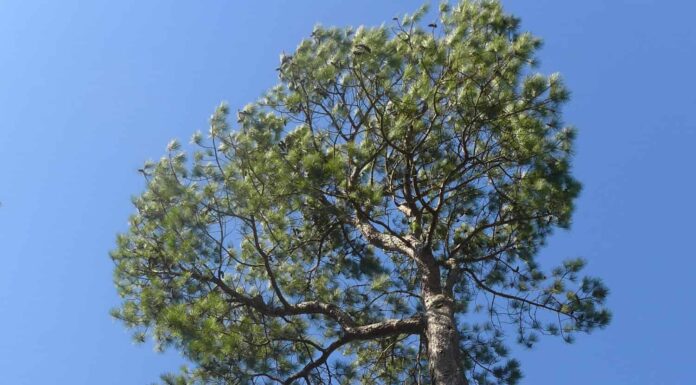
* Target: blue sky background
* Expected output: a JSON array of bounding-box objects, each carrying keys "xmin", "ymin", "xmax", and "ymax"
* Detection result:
[{"xmin": 0, "ymin": 1, "xmax": 694, "ymax": 384}]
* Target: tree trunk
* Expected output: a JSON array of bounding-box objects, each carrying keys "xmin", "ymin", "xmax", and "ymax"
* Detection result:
[
  {"xmin": 414, "ymin": 246, "xmax": 467, "ymax": 385},
  {"xmin": 424, "ymin": 291, "xmax": 468, "ymax": 385}
]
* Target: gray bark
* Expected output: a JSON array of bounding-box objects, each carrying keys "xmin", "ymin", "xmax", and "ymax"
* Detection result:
[
  {"xmin": 424, "ymin": 291, "xmax": 468, "ymax": 385},
  {"xmin": 354, "ymin": 216, "xmax": 468, "ymax": 385},
  {"xmin": 419, "ymin": 246, "xmax": 468, "ymax": 385}
]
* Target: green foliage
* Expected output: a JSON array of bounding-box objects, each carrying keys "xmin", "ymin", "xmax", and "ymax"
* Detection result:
[{"xmin": 112, "ymin": 1, "xmax": 610, "ymax": 384}]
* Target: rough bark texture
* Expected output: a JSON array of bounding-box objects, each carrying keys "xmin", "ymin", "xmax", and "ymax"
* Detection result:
[
  {"xmin": 417, "ymin": 248, "xmax": 468, "ymax": 385},
  {"xmin": 424, "ymin": 292, "xmax": 467, "ymax": 385}
]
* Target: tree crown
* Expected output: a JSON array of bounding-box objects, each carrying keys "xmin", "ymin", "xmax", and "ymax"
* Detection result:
[{"xmin": 112, "ymin": 1, "xmax": 610, "ymax": 384}]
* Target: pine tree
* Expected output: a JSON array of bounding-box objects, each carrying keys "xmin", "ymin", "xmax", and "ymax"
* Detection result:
[{"xmin": 111, "ymin": 1, "xmax": 610, "ymax": 384}]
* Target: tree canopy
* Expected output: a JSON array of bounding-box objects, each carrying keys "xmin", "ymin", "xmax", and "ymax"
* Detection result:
[{"xmin": 111, "ymin": 1, "xmax": 610, "ymax": 384}]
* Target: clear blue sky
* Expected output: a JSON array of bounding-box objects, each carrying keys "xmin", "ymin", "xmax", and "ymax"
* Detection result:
[{"xmin": 0, "ymin": 1, "xmax": 693, "ymax": 384}]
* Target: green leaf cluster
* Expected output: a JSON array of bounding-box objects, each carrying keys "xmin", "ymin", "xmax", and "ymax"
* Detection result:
[{"xmin": 112, "ymin": 1, "xmax": 610, "ymax": 384}]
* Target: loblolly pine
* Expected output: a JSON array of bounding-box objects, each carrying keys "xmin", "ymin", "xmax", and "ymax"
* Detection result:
[{"xmin": 111, "ymin": 1, "xmax": 610, "ymax": 384}]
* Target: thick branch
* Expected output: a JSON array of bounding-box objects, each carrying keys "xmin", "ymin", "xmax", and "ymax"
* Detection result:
[
  {"xmin": 353, "ymin": 210, "xmax": 417, "ymax": 259},
  {"xmin": 202, "ymin": 273, "xmax": 358, "ymax": 328},
  {"xmin": 284, "ymin": 315, "xmax": 425, "ymax": 384}
]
